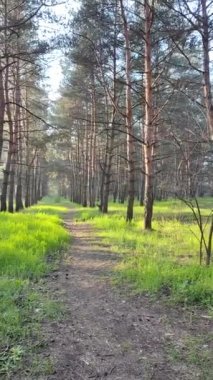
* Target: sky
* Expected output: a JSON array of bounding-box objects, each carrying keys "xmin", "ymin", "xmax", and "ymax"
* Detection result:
[{"xmin": 43, "ymin": 0, "xmax": 80, "ymax": 101}]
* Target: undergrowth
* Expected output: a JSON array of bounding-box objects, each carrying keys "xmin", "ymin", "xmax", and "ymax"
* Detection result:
[
  {"xmin": 0, "ymin": 197, "xmax": 71, "ymax": 377},
  {"xmin": 76, "ymin": 198, "xmax": 213, "ymax": 307}
]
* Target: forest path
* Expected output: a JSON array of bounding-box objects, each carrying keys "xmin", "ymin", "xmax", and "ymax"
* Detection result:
[{"xmin": 40, "ymin": 210, "xmax": 211, "ymax": 380}]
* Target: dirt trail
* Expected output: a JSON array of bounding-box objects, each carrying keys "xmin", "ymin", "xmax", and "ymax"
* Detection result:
[{"xmin": 40, "ymin": 212, "xmax": 212, "ymax": 380}]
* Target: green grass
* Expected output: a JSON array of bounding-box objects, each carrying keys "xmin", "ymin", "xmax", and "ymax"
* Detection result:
[
  {"xmin": 76, "ymin": 198, "xmax": 213, "ymax": 307},
  {"xmin": 167, "ymin": 334, "xmax": 213, "ymax": 379},
  {"xmin": 0, "ymin": 197, "xmax": 72, "ymax": 377},
  {"xmin": 24, "ymin": 195, "xmax": 75, "ymax": 216},
  {"xmin": 0, "ymin": 213, "xmax": 69, "ymax": 278}
]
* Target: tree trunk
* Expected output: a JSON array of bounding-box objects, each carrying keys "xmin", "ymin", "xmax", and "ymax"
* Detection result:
[
  {"xmin": 143, "ymin": 0, "xmax": 154, "ymax": 230},
  {"xmin": 9, "ymin": 59, "xmax": 21, "ymax": 213},
  {"xmin": 8, "ymin": 160, "xmax": 15, "ymax": 213},
  {"xmin": 0, "ymin": 60, "xmax": 5, "ymax": 159},
  {"xmin": 1, "ymin": 60, "xmax": 13, "ymax": 212},
  {"xmin": 82, "ymin": 118, "xmax": 89, "ymax": 207},
  {"xmin": 201, "ymin": 0, "xmax": 213, "ymax": 140},
  {"xmin": 102, "ymin": 130, "xmax": 115, "ymax": 213},
  {"xmin": 89, "ymin": 83, "xmax": 97, "ymax": 207},
  {"xmin": 206, "ymin": 215, "xmax": 213, "ymax": 266},
  {"xmin": 16, "ymin": 175, "xmax": 24, "ymax": 211},
  {"xmin": 15, "ymin": 59, "xmax": 24, "ymax": 211},
  {"xmin": 120, "ymin": 0, "xmax": 135, "ymax": 222},
  {"xmin": 101, "ymin": 98, "xmax": 116, "ymax": 213},
  {"xmin": 25, "ymin": 168, "xmax": 31, "ymax": 207},
  {"xmin": 100, "ymin": 8, "xmax": 118, "ymax": 214},
  {"xmin": 1, "ymin": 154, "xmax": 11, "ymax": 211}
]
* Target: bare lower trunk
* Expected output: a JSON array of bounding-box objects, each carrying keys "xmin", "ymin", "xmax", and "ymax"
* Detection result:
[
  {"xmin": 144, "ymin": 172, "xmax": 153, "ymax": 229},
  {"xmin": 8, "ymin": 159, "xmax": 15, "ymax": 213},
  {"xmin": 82, "ymin": 122, "xmax": 89, "ymax": 207},
  {"xmin": 140, "ymin": 174, "xmax": 144, "ymax": 206},
  {"xmin": 113, "ymin": 184, "xmax": 118, "ymax": 203},
  {"xmin": 31, "ymin": 168, "xmax": 36, "ymax": 205},
  {"xmin": 206, "ymin": 215, "xmax": 213, "ymax": 266},
  {"xmin": 16, "ymin": 175, "xmax": 24, "ymax": 211},
  {"xmin": 102, "ymin": 146, "xmax": 114, "ymax": 213},
  {"xmin": 25, "ymin": 168, "xmax": 31, "ymax": 208},
  {"xmin": 101, "ymin": 110, "xmax": 116, "ymax": 214},
  {"xmin": 1, "ymin": 154, "xmax": 11, "ymax": 211}
]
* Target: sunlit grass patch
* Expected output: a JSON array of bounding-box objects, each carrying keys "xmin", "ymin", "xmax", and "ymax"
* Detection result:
[
  {"xmin": 0, "ymin": 197, "xmax": 72, "ymax": 376},
  {"xmin": 116, "ymin": 255, "xmax": 213, "ymax": 305},
  {"xmin": 76, "ymin": 198, "xmax": 213, "ymax": 306},
  {"xmin": 25, "ymin": 196, "xmax": 75, "ymax": 216},
  {"xmin": 0, "ymin": 212, "xmax": 69, "ymax": 278},
  {"xmin": 27, "ymin": 204, "xmax": 69, "ymax": 215}
]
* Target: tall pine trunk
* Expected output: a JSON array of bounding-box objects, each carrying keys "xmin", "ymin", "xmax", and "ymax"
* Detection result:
[
  {"xmin": 120, "ymin": 0, "xmax": 135, "ymax": 222},
  {"xmin": 89, "ymin": 83, "xmax": 97, "ymax": 207},
  {"xmin": 201, "ymin": 0, "xmax": 213, "ymax": 140},
  {"xmin": 0, "ymin": 60, "xmax": 5, "ymax": 159},
  {"xmin": 143, "ymin": 0, "xmax": 154, "ymax": 230},
  {"xmin": 1, "ymin": 60, "xmax": 13, "ymax": 212}
]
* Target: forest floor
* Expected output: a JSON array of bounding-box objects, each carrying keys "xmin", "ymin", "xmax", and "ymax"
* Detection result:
[{"xmin": 19, "ymin": 209, "xmax": 212, "ymax": 380}]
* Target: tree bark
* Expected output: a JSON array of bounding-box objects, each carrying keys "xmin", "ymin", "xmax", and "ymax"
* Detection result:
[
  {"xmin": 82, "ymin": 116, "xmax": 89, "ymax": 207},
  {"xmin": 16, "ymin": 175, "xmax": 24, "ymax": 211},
  {"xmin": 9, "ymin": 59, "xmax": 21, "ymax": 213},
  {"xmin": 1, "ymin": 59, "xmax": 13, "ymax": 212},
  {"xmin": 0, "ymin": 60, "xmax": 5, "ymax": 159},
  {"xmin": 143, "ymin": 0, "xmax": 155, "ymax": 230},
  {"xmin": 200, "ymin": 0, "xmax": 213, "ymax": 140},
  {"xmin": 120, "ymin": 0, "xmax": 135, "ymax": 222},
  {"xmin": 89, "ymin": 82, "xmax": 97, "ymax": 207}
]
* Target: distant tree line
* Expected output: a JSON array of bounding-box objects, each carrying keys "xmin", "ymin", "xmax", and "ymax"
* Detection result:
[
  {"xmin": 0, "ymin": 0, "xmax": 55, "ymax": 212},
  {"xmin": 50, "ymin": 0, "xmax": 213, "ymax": 229}
]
